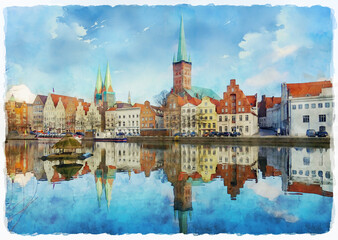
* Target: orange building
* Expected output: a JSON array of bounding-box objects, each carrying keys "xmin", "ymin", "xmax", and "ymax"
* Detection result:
[
  {"xmin": 133, "ymin": 100, "xmax": 156, "ymax": 129},
  {"xmin": 5, "ymin": 95, "xmax": 29, "ymax": 134}
]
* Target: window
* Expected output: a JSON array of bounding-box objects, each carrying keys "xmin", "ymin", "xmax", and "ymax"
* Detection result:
[
  {"xmin": 245, "ymin": 126, "xmax": 248, "ymax": 132},
  {"xmin": 209, "ymin": 116, "xmax": 212, "ymax": 120},
  {"xmin": 242, "ymin": 107, "xmax": 244, "ymax": 112},
  {"xmin": 311, "ymin": 103, "xmax": 316, "ymax": 109},
  {"xmin": 213, "ymin": 123, "xmax": 216, "ymax": 128},
  {"xmin": 219, "ymin": 126, "xmax": 222, "ymax": 132},
  {"xmin": 209, "ymin": 109, "xmax": 212, "ymax": 113},
  {"xmin": 222, "ymin": 109, "xmax": 224, "ymax": 113},
  {"xmin": 173, "ymin": 103, "xmax": 176, "ymax": 109},
  {"xmin": 226, "ymin": 109, "xmax": 228, "ymax": 113},
  {"xmin": 225, "ymin": 102, "xmax": 228, "ymax": 106},
  {"xmin": 245, "ymin": 115, "xmax": 248, "ymax": 121},
  {"xmin": 303, "ymin": 157, "xmax": 310, "ymax": 165},
  {"xmin": 319, "ymin": 126, "xmax": 326, "ymax": 131},
  {"xmin": 298, "ymin": 104, "xmax": 302, "ymax": 109},
  {"xmin": 325, "ymin": 102, "xmax": 330, "ymax": 108},
  {"xmin": 292, "ymin": 105, "xmax": 296, "ymax": 110},
  {"xmin": 204, "ymin": 102, "xmax": 207, "ymax": 106},
  {"xmin": 232, "ymin": 88, "xmax": 234, "ymax": 92},
  {"xmin": 232, "ymin": 116, "xmax": 236, "ymax": 123},
  {"xmin": 318, "ymin": 103, "xmax": 323, "ymax": 108},
  {"xmin": 239, "ymin": 115, "xmax": 242, "ymax": 121},
  {"xmin": 303, "ymin": 115, "xmax": 309, "ymax": 123},
  {"xmin": 238, "ymin": 108, "xmax": 241, "ymax": 112},
  {"xmin": 205, "ymin": 109, "xmax": 207, "ymax": 113},
  {"xmin": 225, "ymin": 116, "xmax": 228, "ymax": 121},
  {"xmin": 305, "ymin": 104, "xmax": 309, "ymax": 109},
  {"xmin": 238, "ymin": 101, "xmax": 241, "ymax": 105},
  {"xmin": 319, "ymin": 114, "xmax": 326, "ymax": 122}
]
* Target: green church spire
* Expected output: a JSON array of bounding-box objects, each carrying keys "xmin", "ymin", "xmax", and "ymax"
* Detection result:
[
  {"xmin": 104, "ymin": 62, "xmax": 112, "ymax": 92},
  {"xmin": 176, "ymin": 15, "xmax": 189, "ymax": 62},
  {"xmin": 95, "ymin": 66, "xmax": 103, "ymax": 93}
]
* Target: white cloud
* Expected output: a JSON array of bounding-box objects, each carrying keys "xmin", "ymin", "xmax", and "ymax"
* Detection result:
[
  {"xmin": 143, "ymin": 26, "xmax": 150, "ymax": 32},
  {"xmin": 224, "ymin": 20, "xmax": 231, "ymax": 25},
  {"xmin": 245, "ymin": 67, "xmax": 288, "ymax": 87},
  {"xmin": 6, "ymin": 84, "xmax": 36, "ymax": 104},
  {"xmin": 72, "ymin": 22, "xmax": 87, "ymax": 37},
  {"xmin": 262, "ymin": 205, "xmax": 299, "ymax": 223},
  {"xmin": 221, "ymin": 54, "xmax": 229, "ymax": 59},
  {"xmin": 246, "ymin": 180, "xmax": 282, "ymax": 201}
]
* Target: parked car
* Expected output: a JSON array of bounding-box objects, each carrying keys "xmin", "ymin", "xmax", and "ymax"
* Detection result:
[
  {"xmin": 173, "ymin": 132, "xmax": 182, "ymax": 137},
  {"xmin": 306, "ymin": 129, "xmax": 316, "ymax": 137},
  {"xmin": 230, "ymin": 132, "xmax": 241, "ymax": 137},
  {"xmin": 75, "ymin": 132, "xmax": 85, "ymax": 136},
  {"xmin": 202, "ymin": 132, "xmax": 209, "ymax": 137},
  {"xmin": 223, "ymin": 132, "xmax": 230, "ymax": 137},
  {"xmin": 209, "ymin": 131, "xmax": 217, "ymax": 137},
  {"xmin": 190, "ymin": 132, "xmax": 196, "ymax": 137},
  {"xmin": 216, "ymin": 132, "xmax": 223, "ymax": 137},
  {"xmin": 316, "ymin": 131, "xmax": 328, "ymax": 138},
  {"xmin": 181, "ymin": 133, "xmax": 187, "ymax": 137}
]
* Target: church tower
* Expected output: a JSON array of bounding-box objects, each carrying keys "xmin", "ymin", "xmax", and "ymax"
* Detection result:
[
  {"xmin": 173, "ymin": 16, "xmax": 192, "ymax": 94},
  {"xmin": 94, "ymin": 66, "xmax": 103, "ymax": 106},
  {"xmin": 101, "ymin": 62, "xmax": 116, "ymax": 108}
]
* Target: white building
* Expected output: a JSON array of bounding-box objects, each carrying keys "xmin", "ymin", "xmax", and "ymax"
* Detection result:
[
  {"xmin": 106, "ymin": 107, "xmax": 140, "ymax": 135},
  {"xmin": 181, "ymin": 102, "xmax": 198, "ymax": 134},
  {"xmin": 281, "ymin": 81, "xmax": 334, "ymax": 136},
  {"xmin": 86, "ymin": 103, "xmax": 102, "ymax": 132},
  {"xmin": 266, "ymin": 103, "xmax": 281, "ymax": 130}
]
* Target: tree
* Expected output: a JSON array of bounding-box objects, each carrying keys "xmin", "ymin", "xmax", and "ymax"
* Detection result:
[{"xmin": 154, "ymin": 90, "xmax": 170, "ymax": 107}]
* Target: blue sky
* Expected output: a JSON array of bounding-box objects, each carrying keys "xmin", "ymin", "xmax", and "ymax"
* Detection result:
[{"xmin": 4, "ymin": 5, "xmax": 333, "ymax": 104}]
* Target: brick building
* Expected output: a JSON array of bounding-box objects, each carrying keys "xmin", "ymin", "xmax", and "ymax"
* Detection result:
[
  {"xmin": 217, "ymin": 79, "xmax": 258, "ymax": 135},
  {"xmin": 258, "ymin": 95, "xmax": 281, "ymax": 128}
]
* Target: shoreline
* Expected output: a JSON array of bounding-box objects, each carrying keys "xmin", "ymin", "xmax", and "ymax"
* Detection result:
[{"xmin": 6, "ymin": 135, "xmax": 331, "ymax": 148}]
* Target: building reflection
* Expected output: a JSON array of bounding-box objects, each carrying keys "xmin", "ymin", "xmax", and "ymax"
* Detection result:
[{"xmin": 5, "ymin": 140, "xmax": 333, "ymax": 227}]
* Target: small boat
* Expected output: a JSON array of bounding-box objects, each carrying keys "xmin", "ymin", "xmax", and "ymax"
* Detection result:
[
  {"xmin": 94, "ymin": 131, "xmax": 127, "ymax": 142},
  {"xmin": 41, "ymin": 152, "xmax": 93, "ymax": 161}
]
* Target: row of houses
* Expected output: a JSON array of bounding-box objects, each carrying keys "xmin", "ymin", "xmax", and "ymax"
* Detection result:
[{"xmin": 258, "ymin": 80, "xmax": 334, "ymax": 136}]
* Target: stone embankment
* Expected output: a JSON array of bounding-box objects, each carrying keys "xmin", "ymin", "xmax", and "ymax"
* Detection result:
[{"xmin": 126, "ymin": 136, "xmax": 331, "ymax": 148}]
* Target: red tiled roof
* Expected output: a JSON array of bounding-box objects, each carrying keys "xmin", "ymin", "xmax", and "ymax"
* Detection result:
[
  {"xmin": 266, "ymin": 97, "xmax": 281, "ymax": 109},
  {"xmin": 287, "ymin": 81, "xmax": 332, "ymax": 98},
  {"xmin": 246, "ymin": 95, "xmax": 257, "ymax": 106},
  {"xmin": 106, "ymin": 107, "xmax": 117, "ymax": 111},
  {"xmin": 177, "ymin": 96, "xmax": 188, "ymax": 107},
  {"xmin": 188, "ymin": 97, "xmax": 202, "ymax": 106},
  {"xmin": 51, "ymin": 94, "xmax": 77, "ymax": 109}
]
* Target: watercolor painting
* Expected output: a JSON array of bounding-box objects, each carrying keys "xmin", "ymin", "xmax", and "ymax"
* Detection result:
[{"xmin": 1, "ymin": 1, "xmax": 336, "ymax": 238}]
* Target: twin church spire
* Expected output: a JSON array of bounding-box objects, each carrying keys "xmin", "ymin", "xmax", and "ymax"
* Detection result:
[{"xmin": 94, "ymin": 62, "xmax": 115, "ymax": 107}]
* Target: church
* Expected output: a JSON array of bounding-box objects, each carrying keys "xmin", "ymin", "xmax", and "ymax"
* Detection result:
[
  {"xmin": 94, "ymin": 62, "xmax": 116, "ymax": 108},
  {"xmin": 172, "ymin": 16, "xmax": 220, "ymax": 100}
]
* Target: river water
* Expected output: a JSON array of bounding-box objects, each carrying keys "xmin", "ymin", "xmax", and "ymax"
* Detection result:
[{"xmin": 5, "ymin": 140, "xmax": 333, "ymax": 235}]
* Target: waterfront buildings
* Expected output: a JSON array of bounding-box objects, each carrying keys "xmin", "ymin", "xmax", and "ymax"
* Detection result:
[
  {"xmin": 5, "ymin": 95, "xmax": 29, "ymax": 134},
  {"xmin": 32, "ymin": 95, "xmax": 47, "ymax": 131},
  {"xmin": 196, "ymin": 96, "xmax": 218, "ymax": 136},
  {"xmin": 217, "ymin": 79, "xmax": 259, "ymax": 136},
  {"xmin": 75, "ymin": 101, "xmax": 91, "ymax": 132},
  {"xmin": 180, "ymin": 98, "xmax": 201, "ymax": 135},
  {"xmin": 258, "ymin": 95, "xmax": 281, "ymax": 129},
  {"xmin": 133, "ymin": 101, "xmax": 157, "ymax": 129},
  {"xmin": 105, "ymin": 106, "xmax": 141, "ymax": 135},
  {"xmin": 280, "ymin": 80, "xmax": 333, "ymax": 136}
]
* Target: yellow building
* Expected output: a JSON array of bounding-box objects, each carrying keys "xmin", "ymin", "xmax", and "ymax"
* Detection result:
[
  {"xmin": 197, "ymin": 145, "xmax": 218, "ymax": 182},
  {"xmin": 196, "ymin": 96, "xmax": 218, "ymax": 136}
]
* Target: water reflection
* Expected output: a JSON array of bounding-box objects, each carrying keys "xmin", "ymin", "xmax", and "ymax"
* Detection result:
[{"xmin": 5, "ymin": 141, "xmax": 333, "ymax": 234}]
